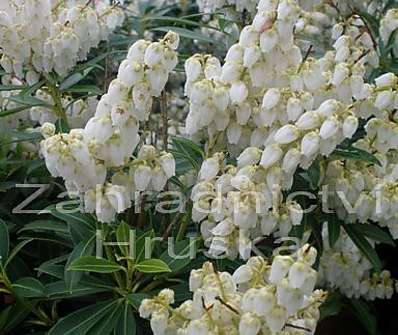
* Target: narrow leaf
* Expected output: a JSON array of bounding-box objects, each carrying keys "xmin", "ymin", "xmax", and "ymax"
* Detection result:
[
  {"xmin": 135, "ymin": 259, "xmax": 171, "ymax": 274},
  {"xmin": 12, "ymin": 277, "xmax": 46, "ymax": 298},
  {"xmin": 69, "ymin": 256, "xmax": 124, "ymax": 273},
  {"xmin": 343, "ymin": 224, "xmax": 382, "ymax": 272}
]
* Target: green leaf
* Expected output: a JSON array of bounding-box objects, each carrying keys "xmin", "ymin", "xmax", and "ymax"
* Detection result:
[
  {"xmin": 55, "ymin": 117, "xmax": 70, "ymax": 133},
  {"xmin": 0, "ymin": 218, "xmax": 9, "ymax": 264},
  {"xmin": 46, "ymin": 281, "xmax": 109, "ymax": 299},
  {"xmin": 69, "ymin": 256, "xmax": 124, "ymax": 273},
  {"xmin": 48, "ymin": 300, "xmax": 120, "ymax": 335},
  {"xmin": 0, "ymin": 302, "xmax": 32, "ymax": 334},
  {"xmin": 115, "ymin": 302, "xmax": 136, "ymax": 335},
  {"xmin": 0, "ymin": 105, "xmax": 31, "ymax": 118},
  {"xmin": 171, "ymin": 136, "xmax": 204, "ymax": 173},
  {"xmin": 358, "ymin": 12, "xmax": 379, "ymax": 39},
  {"xmin": 357, "ymin": 224, "xmax": 395, "ymax": 246},
  {"xmin": 37, "ymin": 264, "xmax": 65, "ymax": 280},
  {"xmin": 5, "ymin": 238, "xmax": 34, "ymax": 268},
  {"xmin": 116, "ymin": 221, "xmax": 132, "ymax": 257},
  {"xmin": 330, "ymin": 147, "xmax": 381, "ymax": 166},
  {"xmin": 86, "ymin": 300, "xmax": 122, "ymax": 335},
  {"xmin": 60, "ymin": 67, "xmax": 95, "ymax": 91},
  {"xmin": 151, "ymin": 26, "xmax": 218, "ymax": 44},
  {"xmin": 327, "ymin": 216, "xmax": 341, "ymax": 248},
  {"xmin": 299, "ymin": 159, "xmax": 320, "ymax": 190},
  {"xmin": 64, "ymin": 85, "xmax": 103, "ymax": 95},
  {"xmin": 19, "ymin": 220, "xmax": 68, "ymax": 234},
  {"xmin": 134, "ymin": 229, "xmax": 155, "ymax": 262},
  {"xmin": 0, "ymin": 84, "xmax": 27, "ymax": 91},
  {"xmin": 135, "ymin": 259, "xmax": 171, "ymax": 274},
  {"xmin": 65, "ymin": 238, "xmax": 95, "ymax": 291},
  {"xmin": 382, "ymin": 28, "xmax": 398, "ymax": 57},
  {"xmin": 47, "ymin": 205, "xmax": 96, "ymax": 244},
  {"xmin": 319, "ymin": 291, "xmax": 343, "ymax": 321},
  {"xmin": 126, "ymin": 293, "xmax": 150, "ymax": 310},
  {"xmin": 343, "ymin": 224, "xmax": 382, "ymax": 272},
  {"xmin": 349, "ymin": 299, "xmax": 378, "ymax": 335},
  {"xmin": 7, "ymin": 94, "xmax": 51, "ymax": 107},
  {"xmin": 12, "ymin": 277, "xmax": 46, "ymax": 298},
  {"xmin": 160, "ymin": 239, "xmax": 197, "ymax": 272}
]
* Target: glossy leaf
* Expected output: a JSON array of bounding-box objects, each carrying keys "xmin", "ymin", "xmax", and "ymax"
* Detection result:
[
  {"xmin": 135, "ymin": 259, "xmax": 171, "ymax": 274},
  {"xmin": 69, "ymin": 256, "xmax": 124, "ymax": 273},
  {"xmin": 48, "ymin": 300, "xmax": 120, "ymax": 335},
  {"xmin": 12, "ymin": 277, "xmax": 46, "ymax": 298},
  {"xmin": 343, "ymin": 224, "xmax": 383, "ymax": 272}
]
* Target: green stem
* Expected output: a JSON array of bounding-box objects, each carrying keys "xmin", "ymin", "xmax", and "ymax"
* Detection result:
[
  {"xmin": 176, "ymin": 213, "xmax": 189, "ymax": 242},
  {"xmin": 104, "ymin": 245, "xmax": 126, "ymax": 292},
  {"xmin": 47, "ymin": 81, "xmax": 68, "ymax": 125}
]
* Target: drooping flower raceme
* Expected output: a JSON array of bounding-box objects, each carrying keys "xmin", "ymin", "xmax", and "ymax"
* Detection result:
[
  {"xmin": 0, "ymin": 0, "xmax": 124, "ymax": 81},
  {"xmin": 140, "ymin": 244, "xmax": 326, "ymax": 335},
  {"xmin": 186, "ymin": 0, "xmax": 398, "ymax": 302},
  {"xmin": 319, "ymin": 226, "xmax": 395, "ymax": 300},
  {"xmin": 41, "ymin": 32, "xmax": 179, "ymax": 222},
  {"xmin": 191, "ymin": 151, "xmax": 304, "ymax": 259}
]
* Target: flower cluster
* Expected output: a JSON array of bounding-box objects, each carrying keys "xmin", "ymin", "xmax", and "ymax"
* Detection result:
[
  {"xmin": 319, "ymin": 227, "xmax": 395, "ymax": 300},
  {"xmin": 0, "ymin": 75, "xmax": 30, "ymax": 130},
  {"xmin": 140, "ymin": 244, "xmax": 326, "ymax": 335},
  {"xmin": 380, "ymin": 8, "xmax": 398, "ymax": 56},
  {"xmin": 0, "ymin": 0, "xmax": 124, "ymax": 81},
  {"xmin": 185, "ymin": 0, "xmax": 398, "ymax": 302},
  {"xmin": 191, "ymin": 151, "xmax": 304, "ymax": 259},
  {"xmin": 40, "ymin": 32, "xmax": 179, "ymax": 222}
]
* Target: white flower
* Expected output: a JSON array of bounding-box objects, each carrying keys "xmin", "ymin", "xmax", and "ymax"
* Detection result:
[
  {"xmin": 234, "ymin": 203, "xmax": 257, "ymax": 229},
  {"xmin": 343, "ymin": 116, "xmax": 359, "ymax": 138},
  {"xmin": 274, "ymin": 125, "xmax": 300, "ymax": 144},
  {"xmin": 266, "ymin": 305, "xmax": 287, "ymax": 332},
  {"xmin": 159, "ymin": 153, "xmax": 176, "ymax": 178},
  {"xmin": 282, "ymin": 148, "xmax": 301, "ymax": 173},
  {"xmin": 185, "ymin": 57, "xmax": 202, "ymax": 82},
  {"xmin": 230, "ymin": 81, "xmax": 248, "ymax": 104},
  {"xmin": 260, "ymin": 144, "xmax": 283, "ymax": 169},
  {"xmin": 287, "ymin": 97, "xmax": 303, "ymax": 121},
  {"xmin": 296, "ymin": 111, "xmax": 321, "ymax": 130},
  {"xmin": 288, "ymin": 261, "xmax": 310, "ymax": 288},
  {"xmin": 134, "ymin": 165, "xmax": 152, "ymax": 191},
  {"xmin": 262, "ymin": 88, "xmax": 281, "ymax": 110},
  {"xmin": 375, "ymin": 73, "xmax": 397, "ymax": 88},
  {"xmin": 288, "ymin": 202, "xmax": 303, "ymax": 225},
  {"xmin": 269, "ymin": 255, "xmax": 293, "ymax": 284},
  {"xmin": 237, "ymin": 147, "xmax": 262, "ymax": 167},
  {"xmin": 41, "ymin": 122, "xmax": 55, "ymax": 139},
  {"xmin": 301, "ymin": 131, "xmax": 320, "ymax": 157},
  {"xmin": 118, "ymin": 60, "xmax": 144, "ymax": 87},
  {"xmin": 375, "ymin": 90, "xmax": 394, "ymax": 110},
  {"xmin": 212, "ymin": 219, "xmax": 235, "ymax": 236},
  {"xmin": 331, "ymin": 63, "xmax": 349, "ymax": 86},
  {"xmin": 151, "ymin": 167, "xmax": 168, "ymax": 191},
  {"xmin": 276, "ymin": 279, "xmax": 304, "ymax": 314},
  {"xmin": 227, "ymin": 122, "xmax": 242, "ymax": 144},
  {"xmin": 319, "ymin": 117, "xmax": 340, "ymax": 139},
  {"xmin": 199, "ymin": 157, "xmax": 220, "ymax": 181},
  {"xmin": 144, "ymin": 42, "xmax": 163, "ymax": 67},
  {"xmin": 233, "ymin": 265, "xmax": 254, "ymax": 284},
  {"xmin": 243, "ymin": 46, "xmax": 262, "ymax": 67},
  {"xmin": 239, "ymin": 313, "xmax": 261, "ymax": 335}
]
